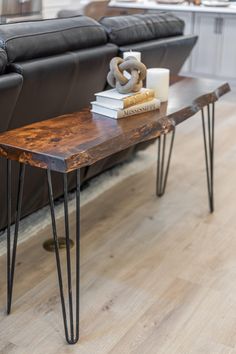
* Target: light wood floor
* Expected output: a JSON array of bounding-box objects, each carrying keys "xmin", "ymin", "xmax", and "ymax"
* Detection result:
[{"xmin": 0, "ymin": 91, "xmax": 236, "ymax": 354}]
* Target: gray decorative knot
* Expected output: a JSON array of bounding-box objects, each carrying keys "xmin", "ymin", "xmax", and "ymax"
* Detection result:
[{"xmin": 107, "ymin": 56, "xmax": 147, "ymax": 94}]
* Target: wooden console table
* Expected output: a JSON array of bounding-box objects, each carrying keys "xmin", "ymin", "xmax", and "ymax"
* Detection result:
[{"xmin": 0, "ymin": 77, "xmax": 230, "ymax": 344}]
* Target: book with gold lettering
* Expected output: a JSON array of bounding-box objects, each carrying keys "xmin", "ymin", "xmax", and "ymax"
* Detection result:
[
  {"xmin": 94, "ymin": 88, "xmax": 155, "ymax": 110},
  {"xmin": 91, "ymin": 98, "xmax": 160, "ymax": 119}
]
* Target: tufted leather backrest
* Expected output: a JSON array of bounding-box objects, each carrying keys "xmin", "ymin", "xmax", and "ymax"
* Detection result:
[
  {"xmin": 100, "ymin": 12, "xmax": 184, "ymax": 46},
  {"xmin": 0, "ymin": 16, "xmax": 108, "ymax": 63}
]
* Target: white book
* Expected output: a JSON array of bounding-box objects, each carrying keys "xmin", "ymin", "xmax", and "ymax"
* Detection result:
[
  {"xmin": 94, "ymin": 88, "xmax": 155, "ymax": 109},
  {"xmin": 91, "ymin": 98, "xmax": 160, "ymax": 119}
]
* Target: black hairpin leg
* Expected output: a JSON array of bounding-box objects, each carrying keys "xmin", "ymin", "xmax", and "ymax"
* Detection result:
[
  {"xmin": 47, "ymin": 169, "xmax": 80, "ymax": 345},
  {"xmin": 201, "ymin": 103, "xmax": 215, "ymax": 213},
  {"xmin": 156, "ymin": 129, "xmax": 175, "ymax": 197},
  {"xmin": 7, "ymin": 161, "xmax": 25, "ymax": 314}
]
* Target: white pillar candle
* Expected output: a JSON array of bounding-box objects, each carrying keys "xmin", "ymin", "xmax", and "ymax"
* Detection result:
[
  {"xmin": 123, "ymin": 51, "xmax": 141, "ymax": 61},
  {"xmin": 123, "ymin": 51, "xmax": 141, "ymax": 79},
  {"xmin": 146, "ymin": 68, "xmax": 170, "ymax": 102}
]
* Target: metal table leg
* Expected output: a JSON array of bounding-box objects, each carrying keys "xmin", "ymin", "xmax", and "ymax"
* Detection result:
[
  {"xmin": 156, "ymin": 129, "xmax": 175, "ymax": 197},
  {"xmin": 47, "ymin": 169, "xmax": 80, "ymax": 344},
  {"xmin": 201, "ymin": 103, "xmax": 215, "ymax": 213},
  {"xmin": 7, "ymin": 161, "xmax": 25, "ymax": 315}
]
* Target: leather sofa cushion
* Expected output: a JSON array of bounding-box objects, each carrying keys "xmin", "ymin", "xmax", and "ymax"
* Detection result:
[
  {"xmin": 100, "ymin": 13, "xmax": 184, "ymax": 46},
  {"xmin": 0, "ymin": 16, "xmax": 108, "ymax": 63},
  {"xmin": 0, "ymin": 48, "xmax": 7, "ymax": 74}
]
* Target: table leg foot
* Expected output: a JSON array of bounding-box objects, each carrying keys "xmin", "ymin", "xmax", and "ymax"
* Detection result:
[
  {"xmin": 201, "ymin": 103, "xmax": 215, "ymax": 213},
  {"xmin": 156, "ymin": 129, "xmax": 175, "ymax": 197},
  {"xmin": 47, "ymin": 169, "xmax": 80, "ymax": 345},
  {"xmin": 7, "ymin": 162, "xmax": 25, "ymax": 314}
]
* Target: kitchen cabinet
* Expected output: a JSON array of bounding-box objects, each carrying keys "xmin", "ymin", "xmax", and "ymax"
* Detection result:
[
  {"xmin": 173, "ymin": 11, "xmax": 236, "ymax": 82},
  {"xmin": 218, "ymin": 15, "xmax": 236, "ymax": 79},
  {"xmin": 191, "ymin": 13, "xmax": 221, "ymax": 76},
  {"xmin": 162, "ymin": 7, "xmax": 236, "ymax": 81},
  {"xmin": 191, "ymin": 13, "xmax": 236, "ymax": 81}
]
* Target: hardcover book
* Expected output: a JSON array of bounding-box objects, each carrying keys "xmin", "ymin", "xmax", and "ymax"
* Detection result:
[
  {"xmin": 91, "ymin": 98, "xmax": 160, "ymax": 119},
  {"xmin": 95, "ymin": 88, "xmax": 155, "ymax": 110}
]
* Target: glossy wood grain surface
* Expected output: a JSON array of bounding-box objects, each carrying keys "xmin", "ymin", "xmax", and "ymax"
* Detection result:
[{"xmin": 0, "ymin": 77, "xmax": 230, "ymax": 173}]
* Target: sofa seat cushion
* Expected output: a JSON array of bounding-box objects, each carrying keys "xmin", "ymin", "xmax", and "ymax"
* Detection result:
[
  {"xmin": 0, "ymin": 48, "xmax": 7, "ymax": 74},
  {"xmin": 100, "ymin": 13, "xmax": 184, "ymax": 46},
  {"xmin": 0, "ymin": 16, "xmax": 108, "ymax": 63}
]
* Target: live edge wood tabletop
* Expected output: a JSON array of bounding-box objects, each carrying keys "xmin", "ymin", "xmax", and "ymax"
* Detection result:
[
  {"xmin": 0, "ymin": 76, "xmax": 230, "ymax": 345},
  {"xmin": 0, "ymin": 77, "xmax": 230, "ymax": 173}
]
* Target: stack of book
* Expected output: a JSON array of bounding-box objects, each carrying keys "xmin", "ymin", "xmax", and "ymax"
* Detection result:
[{"xmin": 91, "ymin": 88, "xmax": 160, "ymax": 119}]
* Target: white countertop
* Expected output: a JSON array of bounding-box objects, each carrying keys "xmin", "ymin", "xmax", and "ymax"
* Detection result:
[{"xmin": 109, "ymin": 0, "xmax": 236, "ymax": 14}]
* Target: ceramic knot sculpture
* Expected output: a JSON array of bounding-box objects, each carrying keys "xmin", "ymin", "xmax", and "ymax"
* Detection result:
[{"xmin": 107, "ymin": 56, "xmax": 147, "ymax": 94}]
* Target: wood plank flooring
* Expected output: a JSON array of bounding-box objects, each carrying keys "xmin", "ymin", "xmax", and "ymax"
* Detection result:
[{"xmin": 0, "ymin": 90, "xmax": 236, "ymax": 354}]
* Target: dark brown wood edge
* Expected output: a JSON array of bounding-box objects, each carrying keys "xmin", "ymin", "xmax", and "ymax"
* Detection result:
[
  {"xmin": 0, "ymin": 117, "xmax": 174, "ymax": 173},
  {"xmin": 169, "ymin": 82, "xmax": 230, "ymax": 126},
  {"xmin": 65, "ymin": 117, "xmax": 174, "ymax": 172}
]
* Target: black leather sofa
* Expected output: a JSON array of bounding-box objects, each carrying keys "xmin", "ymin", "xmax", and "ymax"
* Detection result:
[{"xmin": 0, "ymin": 13, "xmax": 197, "ymax": 230}]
